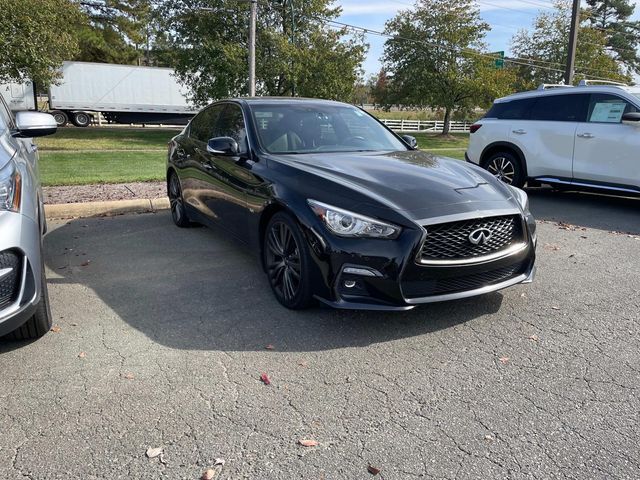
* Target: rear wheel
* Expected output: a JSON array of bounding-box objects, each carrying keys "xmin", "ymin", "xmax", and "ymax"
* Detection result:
[
  {"xmin": 168, "ymin": 172, "xmax": 193, "ymax": 228},
  {"xmin": 482, "ymin": 151, "xmax": 526, "ymax": 188},
  {"xmin": 10, "ymin": 263, "xmax": 52, "ymax": 340},
  {"xmin": 71, "ymin": 111, "xmax": 91, "ymax": 128},
  {"xmin": 51, "ymin": 110, "xmax": 68, "ymax": 127},
  {"xmin": 264, "ymin": 212, "xmax": 314, "ymax": 310}
]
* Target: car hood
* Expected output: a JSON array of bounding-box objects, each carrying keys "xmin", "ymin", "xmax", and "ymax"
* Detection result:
[{"xmin": 270, "ymin": 150, "xmax": 519, "ymax": 220}]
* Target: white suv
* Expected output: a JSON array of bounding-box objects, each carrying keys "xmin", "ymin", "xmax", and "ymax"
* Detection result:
[{"xmin": 466, "ymin": 81, "xmax": 640, "ymax": 195}]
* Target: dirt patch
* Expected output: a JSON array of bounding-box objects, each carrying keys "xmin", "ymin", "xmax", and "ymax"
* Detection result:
[{"xmin": 43, "ymin": 182, "xmax": 166, "ymax": 205}]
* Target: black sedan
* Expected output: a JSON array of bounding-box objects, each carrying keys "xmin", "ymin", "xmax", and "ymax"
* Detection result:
[{"xmin": 166, "ymin": 98, "xmax": 536, "ymax": 311}]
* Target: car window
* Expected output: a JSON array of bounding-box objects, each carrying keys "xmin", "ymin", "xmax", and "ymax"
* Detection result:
[
  {"xmin": 215, "ymin": 104, "xmax": 248, "ymax": 154},
  {"xmin": 250, "ymin": 103, "xmax": 407, "ymax": 154},
  {"xmin": 587, "ymin": 93, "xmax": 638, "ymax": 123},
  {"xmin": 189, "ymin": 104, "xmax": 224, "ymax": 143},
  {"xmin": 485, "ymin": 98, "xmax": 535, "ymax": 120},
  {"xmin": 529, "ymin": 94, "xmax": 588, "ymax": 122},
  {"xmin": 0, "ymin": 96, "xmax": 12, "ymax": 132}
]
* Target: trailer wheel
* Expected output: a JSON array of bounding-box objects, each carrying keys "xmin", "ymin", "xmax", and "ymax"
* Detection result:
[
  {"xmin": 71, "ymin": 111, "xmax": 91, "ymax": 128},
  {"xmin": 51, "ymin": 110, "xmax": 68, "ymax": 127}
]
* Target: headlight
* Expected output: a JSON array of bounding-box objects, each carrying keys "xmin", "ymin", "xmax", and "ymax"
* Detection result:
[
  {"xmin": 307, "ymin": 199, "xmax": 401, "ymax": 239},
  {"xmin": 0, "ymin": 161, "xmax": 21, "ymax": 212}
]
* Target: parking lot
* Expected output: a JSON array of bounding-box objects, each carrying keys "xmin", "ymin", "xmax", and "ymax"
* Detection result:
[{"xmin": 1, "ymin": 190, "xmax": 639, "ymax": 479}]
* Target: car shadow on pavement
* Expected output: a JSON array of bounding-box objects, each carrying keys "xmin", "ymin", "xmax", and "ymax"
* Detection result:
[
  {"xmin": 527, "ymin": 187, "xmax": 640, "ymax": 234},
  {"xmin": 35, "ymin": 212, "xmax": 505, "ymax": 352}
]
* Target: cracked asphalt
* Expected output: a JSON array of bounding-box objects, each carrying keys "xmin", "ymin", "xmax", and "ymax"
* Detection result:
[{"xmin": 1, "ymin": 189, "xmax": 639, "ymax": 479}]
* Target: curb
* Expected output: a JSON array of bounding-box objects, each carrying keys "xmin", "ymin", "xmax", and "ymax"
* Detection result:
[{"xmin": 45, "ymin": 198, "xmax": 170, "ymax": 220}]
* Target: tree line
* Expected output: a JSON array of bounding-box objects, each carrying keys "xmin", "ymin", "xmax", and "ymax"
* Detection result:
[{"xmin": 0, "ymin": 0, "xmax": 638, "ymax": 131}]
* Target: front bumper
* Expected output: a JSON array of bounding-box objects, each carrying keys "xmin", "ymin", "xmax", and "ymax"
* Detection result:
[
  {"xmin": 306, "ymin": 215, "xmax": 536, "ymax": 311},
  {"xmin": 0, "ymin": 212, "xmax": 42, "ymax": 336}
]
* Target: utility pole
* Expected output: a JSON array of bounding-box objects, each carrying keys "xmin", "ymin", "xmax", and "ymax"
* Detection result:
[
  {"xmin": 564, "ymin": 0, "xmax": 580, "ymax": 85},
  {"xmin": 249, "ymin": 0, "xmax": 257, "ymax": 96}
]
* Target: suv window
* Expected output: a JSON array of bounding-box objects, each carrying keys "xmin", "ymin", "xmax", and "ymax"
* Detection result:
[
  {"xmin": 587, "ymin": 93, "xmax": 639, "ymax": 123},
  {"xmin": 189, "ymin": 104, "xmax": 224, "ymax": 143},
  {"xmin": 529, "ymin": 94, "xmax": 588, "ymax": 122},
  {"xmin": 485, "ymin": 98, "xmax": 535, "ymax": 120},
  {"xmin": 215, "ymin": 104, "xmax": 248, "ymax": 154}
]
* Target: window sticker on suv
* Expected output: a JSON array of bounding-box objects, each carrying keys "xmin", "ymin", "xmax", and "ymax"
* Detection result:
[{"xmin": 590, "ymin": 102, "xmax": 626, "ymax": 123}]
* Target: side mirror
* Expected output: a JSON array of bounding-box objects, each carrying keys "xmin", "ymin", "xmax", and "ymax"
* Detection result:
[
  {"xmin": 13, "ymin": 111, "xmax": 57, "ymax": 138},
  {"xmin": 207, "ymin": 137, "xmax": 239, "ymax": 156},
  {"xmin": 622, "ymin": 112, "xmax": 640, "ymax": 125},
  {"xmin": 401, "ymin": 134, "xmax": 418, "ymax": 149}
]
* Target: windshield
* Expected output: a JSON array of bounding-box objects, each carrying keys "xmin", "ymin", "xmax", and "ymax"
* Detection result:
[{"xmin": 249, "ymin": 103, "xmax": 408, "ymax": 154}]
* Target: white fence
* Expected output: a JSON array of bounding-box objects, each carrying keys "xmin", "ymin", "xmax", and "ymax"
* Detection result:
[{"xmin": 380, "ymin": 119, "xmax": 471, "ymax": 133}]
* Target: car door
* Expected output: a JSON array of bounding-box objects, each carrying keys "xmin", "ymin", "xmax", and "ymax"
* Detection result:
[
  {"xmin": 199, "ymin": 103, "xmax": 254, "ymax": 240},
  {"xmin": 573, "ymin": 93, "xmax": 640, "ymax": 189},
  {"xmin": 509, "ymin": 93, "xmax": 588, "ymax": 179},
  {"xmin": 178, "ymin": 104, "xmax": 224, "ymax": 218}
]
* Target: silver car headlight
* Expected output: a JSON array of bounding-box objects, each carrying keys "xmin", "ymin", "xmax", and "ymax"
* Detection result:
[
  {"xmin": 307, "ymin": 199, "xmax": 401, "ymax": 239},
  {"xmin": 0, "ymin": 161, "xmax": 21, "ymax": 212}
]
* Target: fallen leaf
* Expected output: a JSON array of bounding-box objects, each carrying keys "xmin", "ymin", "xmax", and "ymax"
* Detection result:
[
  {"xmin": 499, "ymin": 357, "xmax": 510, "ymax": 364},
  {"xmin": 265, "ymin": 344, "xmax": 275, "ymax": 350},
  {"xmin": 484, "ymin": 434, "xmax": 493, "ymax": 441},
  {"xmin": 551, "ymin": 306, "xmax": 560, "ymax": 310},
  {"xmin": 297, "ymin": 360, "xmax": 308, "ymax": 367},
  {"xmin": 80, "ymin": 260, "xmax": 91, "ymax": 267},
  {"xmin": 367, "ymin": 465, "xmax": 381, "ymax": 475},
  {"xmin": 122, "ymin": 372, "xmax": 135, "ymax": 380},
  {"xmin": 201, "ymin": 469, "xmax": 216, "ymax": 480},
  {"xmin": 214, "ymin": 458, "xmax": 225, "ymax": 467},
  {"xmin": 298, "ymin": 439, "xmax": 319, "ymax": 447},
  {"xmin": 260, "ymin": 373, "xmax": 271, "ymax": 385},
  {"xmin": 529, "ymin": 334, "xmax": 539, "ymax": 342},
  {"xmin": 50, "ymin": 325, "xmax": 61, "ymax": 333},
  {"xmin": 145, "ymin": 447, "xmax": 163, "ymax": 458},
  {"xmin": 78, "ymin": 351, "xmax": 86, "ymax": 358},
  {"xmin": 159, "ymin": 453, "xmax": 167, "ymax": 465},
  {"xmin": 71, "ymin": 322, "xmax": 78, "ymax": 327}
]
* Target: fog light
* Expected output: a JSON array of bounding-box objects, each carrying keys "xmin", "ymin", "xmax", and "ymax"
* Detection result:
[{"xmin": 344, "ymin": 280, "xmax": 357, "ymax": 288}]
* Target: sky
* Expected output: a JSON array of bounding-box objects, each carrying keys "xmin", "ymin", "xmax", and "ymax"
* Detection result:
[{"xmin": 336, "ymin": 0, "xmax": 640, "ymax": 78}]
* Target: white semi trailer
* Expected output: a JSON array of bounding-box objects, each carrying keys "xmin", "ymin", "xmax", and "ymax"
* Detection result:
[
  {"xmin": 0, "ymin": 81, "xmax": 35, "ymax": 111},
  {"xmin": 48, "ymin": 61, "xmax": 199, "ymax": 127}
]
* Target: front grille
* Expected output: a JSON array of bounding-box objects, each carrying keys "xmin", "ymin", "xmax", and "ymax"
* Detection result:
[
  {"xmin": 0, "ymin": 250, "xmax": 22, "ymax": 310},
  {"xmin": 420, "ymin": 215, "xmax": 523, "ymax": 262},
  {"xmin": 403, "ymin": 261, "xmax": 526, "ymax": 299}
]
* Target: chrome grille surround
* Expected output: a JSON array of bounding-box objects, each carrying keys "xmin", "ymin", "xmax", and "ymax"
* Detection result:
[{"xmin": 418, "ymin": 214, "xmax": 527, "ymax": 265}]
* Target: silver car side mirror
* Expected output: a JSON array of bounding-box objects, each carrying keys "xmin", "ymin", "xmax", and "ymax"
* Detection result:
[{"xmin": 13, "ymin": 111, "xmax": 58, "ymax": 138}]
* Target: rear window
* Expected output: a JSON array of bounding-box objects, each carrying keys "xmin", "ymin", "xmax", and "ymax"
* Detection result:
[
  {"xmin": 529, "ymin": 94, "xmax": 588, "ymax": 122},
  {"xmin": 485, "ymin": 98, "xmax": 535, "ymax": 120}
]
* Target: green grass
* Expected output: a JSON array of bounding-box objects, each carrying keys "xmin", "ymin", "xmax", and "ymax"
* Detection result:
[
  {"xmin": 40, "ymin": 151, "xmax": 165, "ymax": 186},
  {"xmin": 36, "ymin": 127, "xmax": 178, "ymax": 151},
  {"xmin": 412, "ymin": 132, "xmax": 469, "ymax": 150}
]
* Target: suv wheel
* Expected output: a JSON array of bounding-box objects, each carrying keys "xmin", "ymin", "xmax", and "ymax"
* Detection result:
[
  {"xmin": 168, "ymin": 172, "xmax": 193, "ymax": 228},
  {"xmin": 483, "ymin": 151, "xmax": 525, "ymax": 188}
]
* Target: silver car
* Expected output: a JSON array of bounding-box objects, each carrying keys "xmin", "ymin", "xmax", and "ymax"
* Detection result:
[{"xmin": 0, "ymin": 95, "xmax": 57, "ymax": 340}]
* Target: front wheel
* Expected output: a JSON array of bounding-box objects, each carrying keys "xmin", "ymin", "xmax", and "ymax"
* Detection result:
[
  {"xmin": 10, "ymin": 264, "xmax": 52, "ymax": 340},
  {"xmin": 263, "ymin": 212, "xmax": 314, "ymax": 310},
  {"xmin": 482, "ymin": 151, "xmax": 526, "ymax": 188},
  {"xmin": 168, "ymin": 172, "xmax": 193, "ymax": 228}
]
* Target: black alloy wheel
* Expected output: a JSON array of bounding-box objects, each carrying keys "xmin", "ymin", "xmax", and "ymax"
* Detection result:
[
  {"xmin": 168, "ymin": 173, "xmax": 192, "ymax": 228},
  {"xmin": 483, "ymin": 151, "xmax": 525, "ymax": 188},
  {"xmin": 264, "ymin": 212, "xmax": 313, "ymax": 309}
]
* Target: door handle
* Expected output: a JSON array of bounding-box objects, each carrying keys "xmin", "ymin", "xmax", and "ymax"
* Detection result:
[
  {"xmin": 577, "ymin": 133, "xmax": 595, "ymax": 139},
  {"xmin": 512, "ymin": 129, "xmax": 527, "ymax": 135}
]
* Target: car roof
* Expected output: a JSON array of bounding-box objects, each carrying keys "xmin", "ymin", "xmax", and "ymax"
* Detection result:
[
  {"xmin": 495, "ymin": 85, "xmax": 640, "ymax": 103},
  {"xmin": 230, "ymin": 97, "xmax": 351, "ymax": 107}
]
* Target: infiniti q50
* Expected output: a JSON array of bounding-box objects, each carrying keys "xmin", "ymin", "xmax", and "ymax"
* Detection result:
[{"xmin": 166, "ymin": 98, "xmax": 537, "ymax": 311}]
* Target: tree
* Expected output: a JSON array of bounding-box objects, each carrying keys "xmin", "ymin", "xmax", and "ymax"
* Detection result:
[
  {"xmin": 156, "ymin": 0, "xmax": 367, "ymax": 105},
  {"xmin": 76, "ymin": 0, "xmax": 156, "ymax": 66},
  {"xmin": 0, "ymin": 0, "xmax": 84, "ymax": 86},
  {"xmin": 382, "ymin": 0, "xmax": 514, "ymax": 135},
  {"xmin": 510, "ymin": 0, "xmax": 629, "ymax": 88},
  {"xmin": 370, "ymin": 69, "xmax": 390, "ymax": 108},
  {"xmin": 585, "ymin": 0, "xmax": 640, "ymax": 74}
]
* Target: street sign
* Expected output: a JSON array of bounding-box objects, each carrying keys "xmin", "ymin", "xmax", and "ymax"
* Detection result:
[{"xmin": 491, "ymin": 51, "xmax": 505, "ymax": 70}]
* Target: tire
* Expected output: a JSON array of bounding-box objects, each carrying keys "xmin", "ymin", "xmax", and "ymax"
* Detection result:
[
  {"xmin": 263, "ymin": 211, "xmax": 314, "ymax": 310},
  {"xmin": 51, "ymin": 110, "xmax": 68, "ymax": 127},
  {"xmin": 168, "ymin": 172, "xmax": 193, "ymax": 228},
  {"xmin": 71, "ymin": 111, "xmax": 91, "ymax": 128},
  {"xmin": 482, "ymin": 151, "xmax": 526, "ymax": 188},
  {"xmin": 10, "ymin": 263, "xmax": 52, "ymax": 340}
]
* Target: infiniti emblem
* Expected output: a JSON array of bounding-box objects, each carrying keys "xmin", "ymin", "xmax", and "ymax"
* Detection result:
[{"xmin": 469, "ymin": 227, "xmax": 492, "ymax": 246}]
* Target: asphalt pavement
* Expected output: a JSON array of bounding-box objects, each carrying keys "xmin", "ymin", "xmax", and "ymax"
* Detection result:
[{"xmin": 0, "ymin": 190, "xmax": 639, "ymax": 479}]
